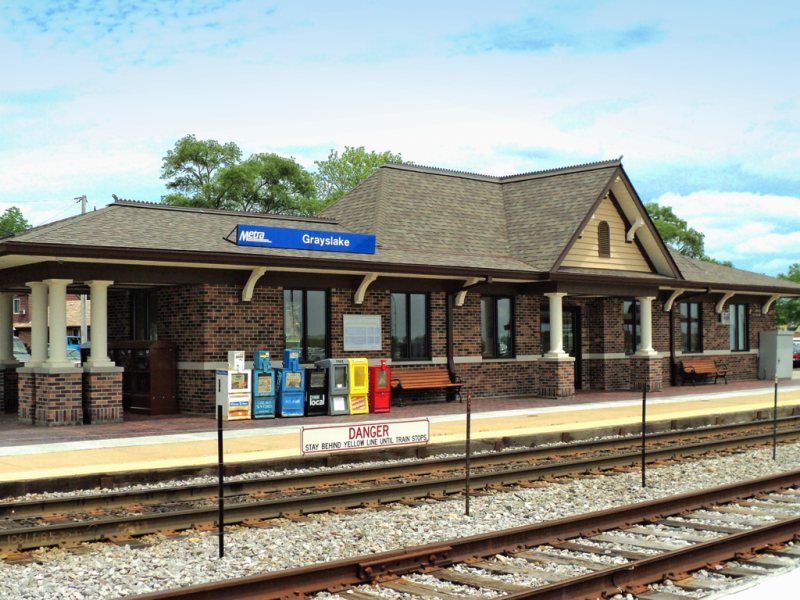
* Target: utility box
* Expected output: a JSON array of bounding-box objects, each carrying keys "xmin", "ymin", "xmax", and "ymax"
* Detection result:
[
  {"xmin": 759, "ymin": 331, "xmax": 795, "ymax": 380},
  {"xmin": 304, "ymin": 367, "xmax": 329, "ymax": 416},
  {"xmin": 252, "ymin": 350, "xmax": 276, "ymax": 419},
  {"xmin": 347, "ymin": 358, "xmax": 369, "ymax": 414},
  {"xmin": 216, "ymin": 352, "xmax": 251, "ymax": 421},
  {"xmin": 368, "ymin": 359, "xmax": 391, "ymax": 413},
  {"xmin": 276, "ymin": 350, "xmax": 305, "ymax": 417},
  {"xmin": 315, "ymin": 358, "xmax": 350, "ymax": 415}
]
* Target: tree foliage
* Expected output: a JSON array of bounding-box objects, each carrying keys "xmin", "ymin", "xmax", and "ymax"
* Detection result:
[
  {"xmin": 161, "ymin": 135, "xmax": 318, "ymax": 215},
  {"xmin": 314, "ymin": 146, "xmax": 410, "ymax": 205},
  {"xmin": 777, "ymin": 263, "xmax": 800, "ymax": 329},
  {"xmin": 0, "ymin": 207, "xmax": 30, "ymax": 235},
  {"xmin": 644, "ymin": 202, "xmax": 733, "ymax": 267}
]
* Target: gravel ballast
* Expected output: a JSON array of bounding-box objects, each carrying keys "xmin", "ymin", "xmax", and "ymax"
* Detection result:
[{"xmin": 3, "ymin": 443, "xmax": 800, "ymax": 599}]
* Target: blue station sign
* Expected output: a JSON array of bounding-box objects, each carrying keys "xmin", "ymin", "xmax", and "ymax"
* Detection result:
[{"xmin": 236, "ymin": 224, "xmax": 376, "ymax": 255}]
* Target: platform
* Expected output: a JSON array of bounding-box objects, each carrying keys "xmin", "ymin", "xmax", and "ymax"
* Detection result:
[{"xmin": 1, "ymin": 377, "xmax": 800, "ymax": 484}]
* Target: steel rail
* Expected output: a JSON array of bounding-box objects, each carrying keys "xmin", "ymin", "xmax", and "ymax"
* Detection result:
[
  {"xmin": 2, "ymin": 426, "xmax": 799, "ymax": 552},
  {"xmin": 120, "ymin": 468, "xmax": 800, "ymax": 600},
  {"xmin": 3, "ymin": 414, "xmax": 798, "ymax": 520}
]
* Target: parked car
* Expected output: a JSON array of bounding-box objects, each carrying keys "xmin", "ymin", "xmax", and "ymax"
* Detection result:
[
  {"xmin": 46, "ymin": 346, "xmax": 82, "ymax": 367},
  {"xmin": 13, "ymin": 336, "xmax": 30, "ymax": 363},
  {"xmin": 794, "ymin": 341, "xmax": 800, "ymax": 369}
]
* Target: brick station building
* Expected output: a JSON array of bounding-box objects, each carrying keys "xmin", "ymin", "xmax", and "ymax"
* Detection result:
[{"xmin": 1, "ymin": 158, "xmax": 799, "ymax": 425}]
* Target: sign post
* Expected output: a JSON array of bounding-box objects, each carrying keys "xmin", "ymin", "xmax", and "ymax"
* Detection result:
[
  {"xmin": 465, "ymin": 393, "xmax": 472, "ymax": 517},
  {"xmin": 774, "ymin": 373, "xmax": 779, "ymax": 461},
  {"xmin": 217, "ymin": 405, "xmax": 225, "ymax": 558},
  {"xmin": 641, "ymin": 385, "xmax": 647, "ymax": 488}
]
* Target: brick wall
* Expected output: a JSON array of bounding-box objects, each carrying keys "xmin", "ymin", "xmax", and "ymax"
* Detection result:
[
  {"xmin": 330, "ymin": 288, "xmax": 391, "ymax": 359},
  {"xmin": 83, "ymin": 371, "xmax": 123, "ymax": 424},
  {"xmin": 17, "ymin": 371, "xmax": 35, "ymax": 423},
  {"xmin": 108, "ymin": 289, "xmax": 130, "ymax": 342},
  {"xmin": 538, "ymin": 359, "xmax": 574, "ymax": 399},
  {"xmin": 1, "ymin": 369, "xmax": 19, "ymax": 414},
  {"xmin": 35, "ymin": 372, "xmax": 82, "ymax": 426}
]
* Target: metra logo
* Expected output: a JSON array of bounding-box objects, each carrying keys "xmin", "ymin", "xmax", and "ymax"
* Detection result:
[{"xmin": 239, "ymin": 229, "xmax": 272, "ymax": 243}]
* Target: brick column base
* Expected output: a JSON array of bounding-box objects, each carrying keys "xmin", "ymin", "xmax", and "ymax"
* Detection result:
[
  {"xmin": 630, "ymin": 357, "xmax": 663, "ymax": 392},
  {"xmin": 1, "ymin": 366, "xmax": 21, "ymax": 414},
  {"xmin": 83, "ymin": 367, "xmax": 124, "ymax": 424},
  {"xmin": 538, "ymin": 357, "xmax": 575, "ymax": 399},
  {"xmin": 35, "ymin": 368, "xmax": 84, "ymax": 426},
  {"xmin": 17, "ymin": 368, "xmax": 37, "ymax": 424}
]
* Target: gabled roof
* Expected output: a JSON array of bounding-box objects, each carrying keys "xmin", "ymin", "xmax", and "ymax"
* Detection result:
[{"xmin": 668, "ymin": 248, "xmax": 800, "ymax": 291}]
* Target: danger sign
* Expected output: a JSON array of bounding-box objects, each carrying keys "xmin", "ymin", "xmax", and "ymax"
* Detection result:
[{"xmin": 301, "ymin": 419, "xmax": 430, "ymax": 454}]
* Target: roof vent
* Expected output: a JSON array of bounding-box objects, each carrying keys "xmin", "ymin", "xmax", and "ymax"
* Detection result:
[{"xmin": 598, "ymin": 221, "xmax": 611, "ymax": 257}]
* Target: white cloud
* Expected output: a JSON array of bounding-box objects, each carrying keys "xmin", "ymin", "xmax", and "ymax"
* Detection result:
[{"xmin": 651, "ymin": 190, "xmax": 800, "ymax": 275}]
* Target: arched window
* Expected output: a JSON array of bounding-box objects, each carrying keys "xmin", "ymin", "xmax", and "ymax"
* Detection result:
[{"xmin": 598, "ymin": 221, "xmax": 611, "ymax": 257}]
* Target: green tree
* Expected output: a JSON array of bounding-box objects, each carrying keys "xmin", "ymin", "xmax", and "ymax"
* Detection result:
[
  {"xmin": 161, "ymin": 135, "xmax": 318, "ymax": 215},
  {"xmin": 777, "ymin": 263, "xmax": 800, "ymax": 328},
  {"xmin": 644, "ymin": 202, "xmax": 733, "ymax": 267},
  {"xmin": 314, "ymin": 146, "xmax": 410, "ymax": 205},
  {"xmin": 0, "ymin": 207, "xmax": 30, "ymax": 234}
]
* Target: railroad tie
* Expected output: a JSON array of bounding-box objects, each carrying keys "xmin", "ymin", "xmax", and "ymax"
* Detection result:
[
  {"xmin": 513, "ymin": 549, "xmax": 612, "ymax": 571},
  {"xmin": 428, "ymin": 569, "xmax": 529, "ymax": 593},
  {"xmin": 589, "ymin": 533, "xmax": 683, "ymax": 552},
  {"xmin": 380, "ymin": 578, "xmax": 474, "ymax": 600},
  {"xmin": 470, "ymin": 559, "xmax": 570, "ymax": 583}
]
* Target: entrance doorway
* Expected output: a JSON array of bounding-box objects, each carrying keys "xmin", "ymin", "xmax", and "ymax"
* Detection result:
[{"xmin": 541, "ymin": 306, "xmax": 583, "ymax": 390}]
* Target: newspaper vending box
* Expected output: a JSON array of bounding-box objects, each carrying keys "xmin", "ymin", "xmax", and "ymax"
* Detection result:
[
  {"xmin": 368, "ymin": 359, "xmax": 391, "ymax": 413},
  {"xmin": 347, "ymin": 357, "xmax": 369, "ymax": 415},
  {"xmin": 216, "ymin": 351, "xmax": 251, "ymax": 421},
  {"xmin": 304, "ymin": 366, "xmax": 328, "ymax": 416},
  {"xmin": 314, "ymin": 358, "xmax": 350, "ymax": 416},
  {"xmin": 276, "ymin": 350, "xmax": 305, "ymax": 417},
  {"xmin": 252, "ymin": 350, "xmax": 276, "ymax": 419}
]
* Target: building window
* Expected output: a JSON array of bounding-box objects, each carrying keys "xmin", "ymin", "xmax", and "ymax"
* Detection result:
[
  {"xmin": 390, "ymin": 292, "xmax": 429, "ymax": 360},
  {"xmin": 729, "ymin": 303, "xmax": 748, "ymax": 351},
  {"xmin": 680, "ymin": 302, "xmax": 702, "ymax": 353},
  {"xmin": 284, "ymin": 289, "xmax": 328, "ymax": 362},
  {"xmin": 12, "ymin": 297, "xmax": 21, "ymax": 314},
  {"xmin": 131, "ymin": 290, "xmax": 157, "ymax": 341},
  {"xmin": 623, "ymin": 300, "xmax": 641, "ymax": 354},
  {"xmin": 598, "ymin": 221, "xmax": 611, "ymax": 257},
  {"xmin": 481, "ymin": 296, "xmax": 513, "ymax": 358}
]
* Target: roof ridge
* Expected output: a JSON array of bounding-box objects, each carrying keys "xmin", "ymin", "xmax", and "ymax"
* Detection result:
[
  {"xmin": 112, "ymin": 200, "xmax": 338, "ymax": 224},
  {"xmin": 381, "ymin": 158, "xmax": 622, "ymax": 183}
]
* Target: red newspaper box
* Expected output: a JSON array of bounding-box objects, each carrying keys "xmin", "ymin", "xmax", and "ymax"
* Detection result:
[{"xmin": 368, "ymin": 360, "xmax": 391, "ymax": 413}]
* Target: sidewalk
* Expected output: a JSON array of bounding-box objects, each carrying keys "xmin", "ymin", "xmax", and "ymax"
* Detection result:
[{"xmin": 2, "ymin": 378, "xmax": 799, "ymax": 483}]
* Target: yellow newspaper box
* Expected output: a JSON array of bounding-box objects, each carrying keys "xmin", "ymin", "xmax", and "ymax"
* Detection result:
[{"xmin": 347, "ymin": 357, "xmax": 369, "ymax": 414}]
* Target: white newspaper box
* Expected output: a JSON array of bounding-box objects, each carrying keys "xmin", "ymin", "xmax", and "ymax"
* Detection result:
[{"xmin": 216, "ymin": 364, "xmax": 252, "ymax": 421}]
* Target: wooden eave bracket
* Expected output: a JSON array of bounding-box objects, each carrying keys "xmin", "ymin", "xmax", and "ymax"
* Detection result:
[
  {"xmin": 626, "ymin": 216, "xmax": 645, "ymax": 242},
  {"xmin": 354, "ymin": 273, "xmax": 379, "ymax": 305},
  {"xmin": 242, "ymin": 266, "xmax": 267, "ymax": 302},
  {"xmin": 664, "ymin": 289, "xmax": 685, "ymax": 312},
  {"xmin": 455, "ymin": 278, "xmax": 482, "ymax": 307},
  {"xmin": 762, "ymin": 294, "xmax": 780, "ymax": 315},
  {"xmin": 715, "ymin": 291, "xmax": 735, "ymax": 314}
]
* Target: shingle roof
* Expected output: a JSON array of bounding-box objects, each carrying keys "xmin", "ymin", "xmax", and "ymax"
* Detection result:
[{"xmin": 668, "ymin": 248, "xmax": 800, "ymax": 291}]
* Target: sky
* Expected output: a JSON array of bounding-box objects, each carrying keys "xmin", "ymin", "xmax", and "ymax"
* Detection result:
[{"xmin": 0, "ymin": 1, "xmax": 798, "ymax": 275}]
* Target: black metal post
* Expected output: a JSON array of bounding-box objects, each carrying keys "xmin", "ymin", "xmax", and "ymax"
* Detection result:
[
  {"xmin": 465, "ymin": 393, "xmax": 472, "ymax": 516},
  {"xmin": 774, "ymin": 374, "xmax": 779, "ymax": 461},
  {"xmin": 641, "ymin": 385, "xmax": 647, "ymax": 488},
  {"xmin": 217, "ymin": 404, "xmax": 225, "ymax": 558}
]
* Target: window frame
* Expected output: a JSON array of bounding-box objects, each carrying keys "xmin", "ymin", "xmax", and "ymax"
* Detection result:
[
  {"xmin": 729, "ymin": 303, "xmax": 749, "ymax": 352},
  {"xmin": 12, "ymin": 297, "xmax": 21, "ymax": 314},
  {"xmin": 390, "ymin": 292, "xmax": 430, "ymax": 361},
  {"xmin": 679, "ymin": 302, "xmax": 703, "ymax": 354},
  {"xmin": 623, "ymin": 299, "xmax": 641, "ymax": 355},
  {"xmin": 481, "ymin": 296, "xmax": 515, "ymax": 359},
  {"xmin": 130, "ymin": 290, "xmax": 158, "ymax": 341},
  {"xmin": 283, "ymin": 288, "xmax": 330, "ymax": 363}
]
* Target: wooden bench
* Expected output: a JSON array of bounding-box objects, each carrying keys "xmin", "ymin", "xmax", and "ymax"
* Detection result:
[
  {"xmin": 680, "ymin": 357, "xmax": 728, "ymax": 386},
  {"xmin": 391, "ymin": 369, "xmax": 464, "ymax": 403}
]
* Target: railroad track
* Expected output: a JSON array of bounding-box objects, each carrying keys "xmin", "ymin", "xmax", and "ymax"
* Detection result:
[
  {"xmin": 3, "ymin": 415, "xmax": 799, "ymax": 521},
  {"xmin": 123, "ymin": 469, "xmax": 800, "ymax": 600},
  {"xmin": 2, "ymin": 422, "xmax": 800, "ymax": 553}
]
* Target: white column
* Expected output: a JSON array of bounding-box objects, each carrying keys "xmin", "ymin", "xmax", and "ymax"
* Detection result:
[
  {"xmin": 42, "ymin": 279, "xmax": 73, "ymax": 368},
  {"xmin": 544, "ymin": 292, "xmax": 568, "ymax": 358},
  {"xmin": 84, "ymin": 280, "xmax": 114, "ymax": 368},
  {"xmin": 636, "ymin": 296, "xmax": 658, "ymax": 357},
  {"xmin": 0, "ymin": 293, "xmax": 19, "ymax": 366},
  {"xmin": 26, "ymin": 282, "xmax": 48, "ymax": 367}
]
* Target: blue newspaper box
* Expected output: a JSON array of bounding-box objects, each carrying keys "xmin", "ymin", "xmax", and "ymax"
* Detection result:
[
  {"xmin": 276, "ymin": 350, "xmax": 305, "ymax": 417},
  {"xmin": 252, "ymin": 350, "xmax": 276, "ymax": 419}
]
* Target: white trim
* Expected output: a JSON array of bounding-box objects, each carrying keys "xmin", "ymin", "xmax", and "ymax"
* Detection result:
[
  {"xmin": 626, "ymin": 215, "xmax": 645, "ymax": 242},
  {"xmin": 762, "ymin": 294, "xmax": 780, "ymax": 315},
  {"xmin": 354, "ymin": 272, "xmax": 378, "ymax": 305},
  {"xmin": 716, "ymin": 291, "xmax": 735, "ymax": 314},
  {"xmin": 663, "ymin": 289, "xmax": 685, "ymax": 312},
  {"xmin": 242, "ymin": 267, "xmax": 267, "ymax": 302}
]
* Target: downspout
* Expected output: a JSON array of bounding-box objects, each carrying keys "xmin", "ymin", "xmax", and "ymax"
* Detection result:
[{"xmin": 446, "ymin": 292, "xmax": 455, "ymax": 377}]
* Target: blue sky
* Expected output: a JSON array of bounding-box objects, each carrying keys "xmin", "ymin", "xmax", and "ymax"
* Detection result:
[{"xmin": 1, "ymin": 1, "xmax": 799, "ymax": 275}]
